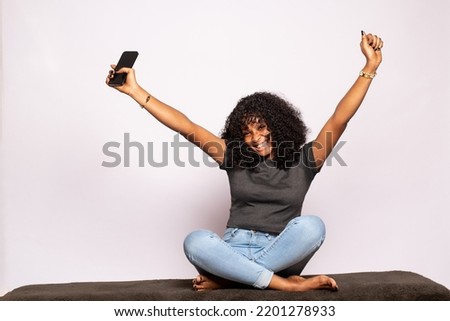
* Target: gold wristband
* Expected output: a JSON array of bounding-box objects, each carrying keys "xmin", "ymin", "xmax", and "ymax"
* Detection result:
[
  {"xmin": 141, "ymin": 95, "xmax": 151, "ymax": 108},
  {"xmin": 359, "ymin": 70, "xmax": 377, "ymax": 79}
]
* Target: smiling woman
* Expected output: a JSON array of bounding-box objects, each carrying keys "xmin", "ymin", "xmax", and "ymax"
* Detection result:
[
  {"xmin": 105, "ymin": 31, "xmax": 384, "ymax": 292},
  {"xmin": 243, "ymin": 120, "xmax": 272, "ymax": 156},
  {"xmin": 2, "ymin": 0, "xmax": 449, "ymax": 301},
  {"xmin": 220, "ymin": 92, "xmax": 308, "ymax": 169}
]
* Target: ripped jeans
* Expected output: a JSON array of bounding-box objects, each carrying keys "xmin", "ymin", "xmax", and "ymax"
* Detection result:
[{"xmin": 183, "ymin": 215, "xmax": 326, "ymax": 289}]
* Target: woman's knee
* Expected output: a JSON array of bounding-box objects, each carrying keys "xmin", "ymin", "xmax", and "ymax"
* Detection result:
[
  {"xmin": 289, "ymin": 215, "xmax": 326, "ymax": 243},
  {"xmin": 183, "ymin": 229, "xmax": 218, "ymax": 257}
]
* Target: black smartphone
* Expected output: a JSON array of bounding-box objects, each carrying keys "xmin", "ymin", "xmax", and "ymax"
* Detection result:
[{"xmin": 108, "ymin": 51, "xmax": 139, "ymax": 87}]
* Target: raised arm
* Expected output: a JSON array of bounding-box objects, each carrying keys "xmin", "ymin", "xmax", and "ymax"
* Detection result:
[
  {"xmin": 106, "ymin": 67, "xmax": 226, "ymax": 164},
  {"xmin": 312, "ymin": 31, "xmax": 384, "ymax": 168}
]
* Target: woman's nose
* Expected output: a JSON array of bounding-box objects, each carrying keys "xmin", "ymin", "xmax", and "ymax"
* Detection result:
[{"xmin": 251, "ymin": 132, "xmax": 260, "ymax": 142}]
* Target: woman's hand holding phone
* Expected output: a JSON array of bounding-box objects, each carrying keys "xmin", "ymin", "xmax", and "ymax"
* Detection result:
[{"xmin": 106, "ymin": 51, "xmax": 140, "ymax": 95}]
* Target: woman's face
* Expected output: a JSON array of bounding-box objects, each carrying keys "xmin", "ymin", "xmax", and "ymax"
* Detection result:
[{"xmin": 242, "ymin": 119, "xmax": 272, "ymax": 157}]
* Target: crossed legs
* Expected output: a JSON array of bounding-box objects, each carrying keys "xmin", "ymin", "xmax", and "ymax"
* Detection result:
[{"xmin": 183, "ymin": 215, "xmax": 338, "ymax": 292}]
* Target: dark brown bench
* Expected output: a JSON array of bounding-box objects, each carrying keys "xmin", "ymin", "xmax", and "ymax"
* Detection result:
[{"xmin": 1, "ymin": 271, "xmax": 449, "ymax": 301}]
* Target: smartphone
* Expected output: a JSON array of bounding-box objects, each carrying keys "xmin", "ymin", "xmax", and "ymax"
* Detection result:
[{"xmin": 108, "ymin": 51, "xmax": 139, "ymax": 87}]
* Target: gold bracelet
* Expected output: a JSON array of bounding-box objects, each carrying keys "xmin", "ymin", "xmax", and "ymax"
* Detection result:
[
  {"xmin": 141, "ymin": 94, "xmax": 151, "ymax": 108},
  {"xmin": 359, "ymin": 70, "xmax": 377, "ymax": 79}
]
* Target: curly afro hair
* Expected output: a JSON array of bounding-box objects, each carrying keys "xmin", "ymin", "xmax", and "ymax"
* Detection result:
[{"xmin": 220, "ymin": 92, "xmax": 309, "ymax": 169}]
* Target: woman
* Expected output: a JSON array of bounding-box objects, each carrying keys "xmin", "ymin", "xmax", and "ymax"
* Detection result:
[{"xmin": 106, "ymin": 31, "xmax": 383, "ymax": 292}]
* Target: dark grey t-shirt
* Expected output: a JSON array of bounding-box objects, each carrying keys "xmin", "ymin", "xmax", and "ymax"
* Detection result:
[{"xmin": 220, "ymin": 142, "xmax": 320, "ymax": 234}]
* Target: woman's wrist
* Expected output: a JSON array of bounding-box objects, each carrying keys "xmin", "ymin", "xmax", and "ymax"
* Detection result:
[
  {"xmin": 361, "ymin": 62, "xmax": 379, "ymax": 74},
  {"xmin": 359, "ymin": 62, "xmax": 381, "ymax": 80},
  {"xmin": 126, "ymin": 84, "xmax": 140, "ymax": 97},
  {"xmin": 128, "ymin": 86, "xmax": 151, "ymax": 107},
  {"xmin": 128, "ymin": 85, "xmax": 145, "ymax": 101}
]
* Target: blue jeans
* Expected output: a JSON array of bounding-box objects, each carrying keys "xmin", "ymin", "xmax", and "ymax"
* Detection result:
[{"xmin": 183, "ymin": 215, "xmax": 326, "ymax": 289}]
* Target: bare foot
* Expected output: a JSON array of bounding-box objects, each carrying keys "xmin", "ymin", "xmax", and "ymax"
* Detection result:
[
  {"xmin": 269, "ymin": 274, "xmax": 338, "ymax": 292},
  {"xmin": 192, "ymin": 274, "xmax": 237, "ymax": 291},
  {"xmin": 192, "ymin": 273, "xmax": 338, "ymax": 292}
]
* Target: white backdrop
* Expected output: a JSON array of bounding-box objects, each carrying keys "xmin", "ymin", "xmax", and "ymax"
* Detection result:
[{"xmin": 1, "ymin": 0, "xmax": 449, "ymax": 295}]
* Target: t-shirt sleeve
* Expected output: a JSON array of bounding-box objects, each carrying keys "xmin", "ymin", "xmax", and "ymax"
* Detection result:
[
  {"xmin": 301, "ymin": 141, "xmax": 322, "ymax": 178},
  {"xmin": 219, "ymin": 141, "xmax": 241, "ymax": 172},
  {"xmin": 219, "ymin": 143, "xmax": 231, "ymax": 171}
]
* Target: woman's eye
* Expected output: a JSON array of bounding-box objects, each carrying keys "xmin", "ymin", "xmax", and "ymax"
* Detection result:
[{"xmin": 243, "ymin": 132, "xmax": 250, "ymax": 136}]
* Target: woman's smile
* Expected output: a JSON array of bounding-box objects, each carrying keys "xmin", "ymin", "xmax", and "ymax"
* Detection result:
[{"xmin": 243, "ymin": 121, "xmax": 272, "ymax": 157}]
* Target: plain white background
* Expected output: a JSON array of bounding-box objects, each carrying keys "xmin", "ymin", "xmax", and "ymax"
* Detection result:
[{"xmin": 1, "ymin": 0, "xmax": 449, "ymax": 295}]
